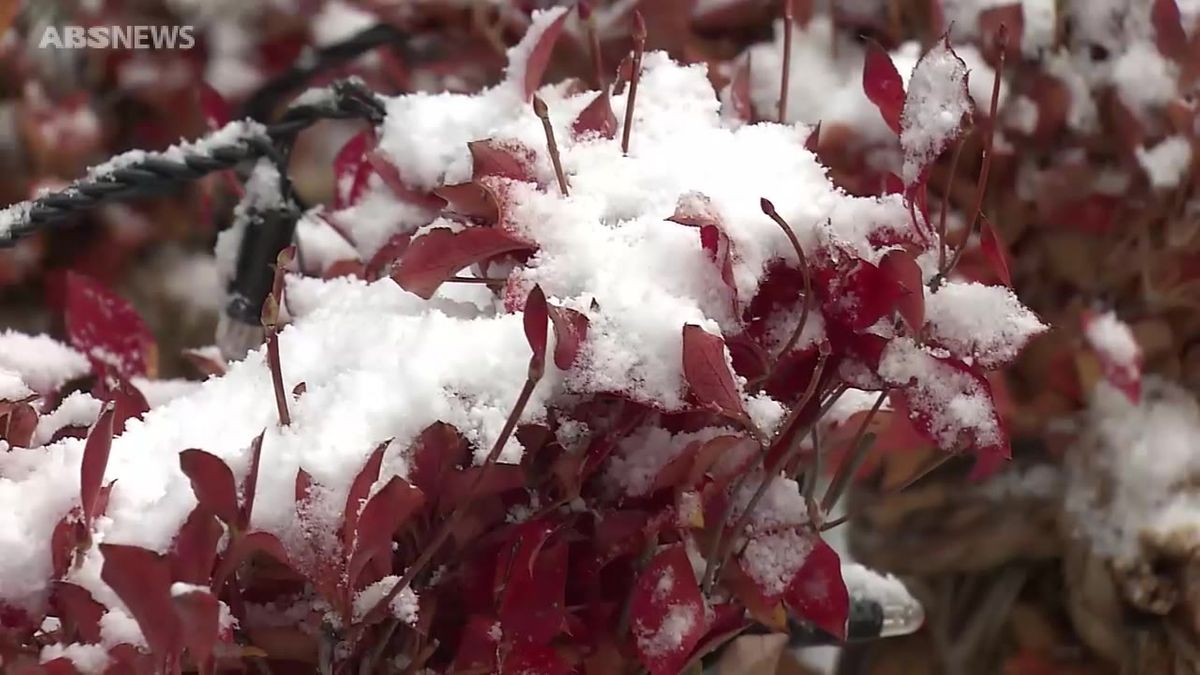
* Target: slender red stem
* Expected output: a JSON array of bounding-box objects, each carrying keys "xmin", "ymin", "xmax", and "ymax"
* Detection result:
[
  {"xmin": 935, "ymin": 24, "xmax": 1008, "ymax": 287},
  {"xmin": 760, "ymin": 198, "xmax": 812, "ymax": 368},
  {"xmin": 621, "ymin": 12, "xmax": 646, "ymax": 155},
  {"xmin": 820, "ymin": 390, "xmax": 887, "ymax": 512},
  {"xmin": 779, "ymin": 0, "xmax": 794, "ymax": 123},
  {"xmin": 533, "ymin": 96, "xmax": 569, "ymax": 196}
]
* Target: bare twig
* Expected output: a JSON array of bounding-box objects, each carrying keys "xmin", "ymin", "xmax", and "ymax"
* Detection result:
[
  {"xmin": 760, "ymin": 198, "xmax": 813, "ymax": 367},
  {"xmin": 820, "ymin": 391, "xmax": 888, "ymax": 512},
  {"xmin": 938, "ymin": 138, "xmax": 967, "ymax": 271},
  {"xmin": 933, "ymin": 24, "xmax": 1008, "ymax": 288},
  {"xmin": 779, "ymin": 0, "xmax": 794, "ymax": 123},
  {"xmin": 533, "ymin": 96, "xmax": 570, "ymax": 196},
  {"xmin": 621, "ymin": 12, "xmax": 647, "ymax": 155}
]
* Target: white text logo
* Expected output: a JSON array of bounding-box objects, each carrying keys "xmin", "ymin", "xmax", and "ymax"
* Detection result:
[{"xmin": 39, "ymin": 26, "xmax": 196, "ymax": 50}]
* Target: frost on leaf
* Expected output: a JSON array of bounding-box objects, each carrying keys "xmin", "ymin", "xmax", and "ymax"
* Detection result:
[
  {"xmin": 630, "ymin": 545, "xmax": 709, "ymax": 675},
  {"xmin": 1082, "ymin": 311, "xmax": 1143, "ymax": 403},
  {"xmin": 783, "ymin": 538, "xmax": 849, "ymax": 640},
  {"xmin": 900, "ymin": 38, "xmax": 972, "ymax": 186},
  {"xmin": 64, "ymin": 272, "xmax": 156, "ymax": 382},
  {"xmin": 880, "ymin": 337, "xmax": 1009, "ymax": 479},
  {"xmin": 924, "ymin": 282, "xmax": 1046, "ymax": 368}
]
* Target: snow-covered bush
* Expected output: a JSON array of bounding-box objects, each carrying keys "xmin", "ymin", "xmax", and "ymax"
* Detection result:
[{"xmin": 0, "ymin": 6, "xmax": 1047, "ymax": 674}]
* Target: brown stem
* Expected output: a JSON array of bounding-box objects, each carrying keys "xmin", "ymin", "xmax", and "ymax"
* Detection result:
[
  {"xmin": 262, "ymin": 295, "xmax": 290, "ymax": 427},
  {"xmin": 621, "ymin": 12, "xmax": 646, "ymax": 155},
  {"xmin": 779, "ymin": 0, "xmax": 794, "ymax": 123},
  {"xmin": 760, "ymin": 198, "xmax": 813, "ymax": 368},
  {"xmin": 933, "ymin": 24, "xmax": 1007, "ymax": 288},
  {"xmin": 617, "ymin": 533, "xmax": 658, "ymax": 636},
  {"xmin": 360, "ymin": 367, "xmax": 542, "ymax": 628},
  {"xmin": 820, "ymin": 391, "xmax": 887, "ymax": 512},
  {"xmin": 533, "ymin": 96, "xmax": 569, "ymax": 196}
]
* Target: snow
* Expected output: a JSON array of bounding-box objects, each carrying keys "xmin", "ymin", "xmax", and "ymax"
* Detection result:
[
  {"xmin": 0, "ymin": 11, "xmax": 1028, "ymax": 631},
  {"xmin": 1066, "ymin": 378, "xmax": 1200, "ymax": 562},
  {"xmin": 924, "ymin": 282, "xmax": 1047, "ymax": 368},
  {"xmin": 878, "ymin": 337, "xmax": 1002, "ymax": 448},
  {"xmin": 938, "ymin": 0, "xmax": 1057, "ymax": 57},
  {"xmin": 840, "ymin": 562, "xmax": 915, "ymax": 607},
  {"xmin": 40, "ymin": 642, "xmax": 111, "ymax": 674},
  {"xmin": 900, "ymin": 41, "xmax": 972, "ymax": 185},
  {"xmin": 605, "ymin": 426, "xmax": 734, "ymax": 497},
  {"xmin": 87, "ymin": 120, "xmax": 268, "ymax": 180},
  {"xmin": 1136, "ymin": 136, "xmax": 1193, "ymax": 190},
  {"xmin": 636, "ymin": 603, "xmax": 700, "ymax": 658},
  {"xmin": 743, "ymin": 529, "xmax": 815, "ymax": 597},
  {"xmin": 296, "ymin": 211, "xmax": 360, "ymax": 273},
  {"xmin": 1083, "ymin": 311, "xmax": 1140, "ymax": 368},
  {"xmin": 1111, "ymin": 42, "xmax": 1180, "ymax": 116},
  {"xmin": 352, "ymin": 575, "xmax": 419, "ymax": 624},
  {"xmin": 0, "ymin": 371, "xmax": 32, "ymax": 401},
  {"xmin": 132, "ymin": 377, "xmax": 204, "ymax": 408},
  {"xmin": 0, "ymin": 331, "xmax": 90, "ymax": 394},
  {"xmin": 34, "ymin": 392, "xmax": 103, "ymax": 446}
]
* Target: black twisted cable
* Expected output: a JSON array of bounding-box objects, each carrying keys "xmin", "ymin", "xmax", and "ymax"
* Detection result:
[{"xmin": 0, "ymin": 79, "xmax": 386, "ymax": 247}]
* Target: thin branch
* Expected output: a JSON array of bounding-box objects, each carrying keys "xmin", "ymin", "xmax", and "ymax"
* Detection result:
[
  {"xmin": 621, "ymin": 12, "xmax": 647, "ymax": 155},
  {"xmin": 760, "ymin": 198, "xmax": 813, "ymax": 366},
  {"xmin": 820, "ymin": 390, "xmax": 887, "ymax": 512},
  {"xmin": 779, "ymin": 0, "xmax": 794, "ymax": 123},
  {"xmin": 701, "ymin": 354, "xmax": 834, "ymax": 593},
  {"xmin": 360, "ymin": 365, "xmax": 542, "ymax": 628},
  {"xmin": 533, "ymin": 96, "xmax": 570, "ymax": 196},
  {"xmin": 578, "ymin": 1, "xmax": 605, "ymax": 88},
  {"xmin": 932, "ymin": 24, "xmax": 1008, "ymax": 288}
]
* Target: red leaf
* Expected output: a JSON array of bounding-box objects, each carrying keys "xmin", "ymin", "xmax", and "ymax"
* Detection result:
[
  {"xmin": 525, "ymin": 285, "xmax": 550, "ymax": 374},
  {"xmin": 630, "ymin": 545, "xmax": 709, "ymax": 675},
  {"xmin": 239, "ymin": 432, "xmax": 264, "ymax": 530},
  {"xmin": 502, "ymin": 643, "xmax": 573, "ymax": 674},
  {"xmin": 182, "ymin": 348, "xmax": 226, "ymax": 378},
  {"xmin": 452, "ymin": 614, "xmax": 502, "ymax": 671},
  {"xmin": 700, "ymin": 224, "xmax": 738, "ymax": 304},
  {"xmin": 1153, "ymin": 0, "xmax": 1189, "ymax": 59},
  {"xmin": 99, "ymin": 544, "xmax": 181, "ymax": 657},
  {"xmin": 334, "ymin": 130, "xmax": 375, "ymax": 210},
  {"xmin": 878, "ymin": 249, "xmax": 925, "ymax": 332},
  {"xmin": 52, "ymin": 582, "xmax": 105, "ymax": 644},
  {"xmin": 365, "ymin": 151, "xmax": 447, "ymax": 211},
  {"xmin": 348, "ymin": 476, "xmax": 424, "ymax": 586},
  {"xmin": 213, "ymin": 532, "xmax": 288, "ymax": 590},
  {"xmin": 470, "ymin": 139, "xmax": 537, "ymax": 183},
  {"xmin": 109, "ymin": 377, "xmax": 149, "ymax": 433},
  {"xmin": 170, "ymin": 506, "xmax": 222, "ymax": 585},
  {"xmin": 681, "ymin": 325, "xmax": 750, "ymax": 427},
  {"xmin": 392, "ymin": 227, "xmax": 535, "ymax": 299},
  {"xmin": 173, "ymin": 588, "xmax": 219, "ymax": 671},
  {"xmin": 179, "ymin": 449, "xmax": 239, "ymax": 527},
  {"xmin": 64, "ymin": 272, "xmax": 156, "ymax": 381},
  {"xmin": 978, "ymin": 5, "xmax": 1023, "ymax": 63},
  {"xmin": 980, "ymin": 215, "xmax": 1012, "ymax": 286},
  {"xmin": 547, "ymin": 305, "xmax": 589, "ymax": 370},
  {"xmin": 407, "ymin": 422, "xmax": 468, "ymax": 498},
  {"xmin": 30, "ymin": 659, "xmax": 80, "ymax": 675},
  {"xmin": 433, "ymin": 182, "xmax": 499, "ymax": 222},
  {"xmin": 2, "ymin": 403, "xmax": 37, "ymax": 447},
  {"xmin": 783, "ymin": 538, "xmax": 848, "ymax": 640},
  {"xmin": 198, "ymin": 82, "xmax": 230, "ymax": 129},
  {"xmin": 342, "ymin": 441, "xmax": 389, "ymax": 549},
  {"xmin": 80, "ymin": 402, "xmax": 115, "ymax": 527},
  {"xmin": 365, "ymin": 232, "xmax": 414, "ymax": 281},
  {"xmin": 805, "ymin": 120, "xmax": 822, "ymax": 153},
  {"xmin": 863, "ymin": 40, "xmax": 905, "ymax": 135},
  {"xmin": 518, "ymin": 10, "xmax": 571, "ymax": 99},
  {"xmin": 572, "ymin": 92, "xmax": 618, "ymax": 140},
  {"xmin": 819, "ymin": 257, "xmax": 908, "ymax": 331},
  {"xmin": 499, "ymin": 527, "xmax": 569, "ymax": 645}
]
